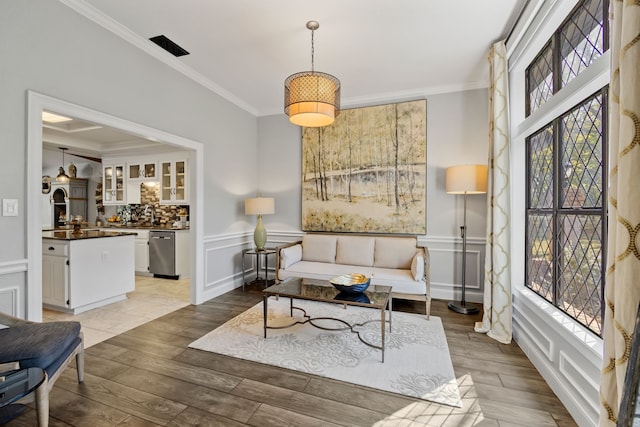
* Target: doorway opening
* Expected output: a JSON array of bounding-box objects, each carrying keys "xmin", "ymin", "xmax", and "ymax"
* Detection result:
[{"xmin": 27, "ymin": 91, "xmax": 204, "ymax": 321}]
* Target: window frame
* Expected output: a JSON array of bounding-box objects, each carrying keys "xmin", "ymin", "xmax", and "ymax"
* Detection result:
[
  {"xmin": 525, "ymin": 0, "xmax": 609, "ymax": 117},
  {"xmin": 525, "ymin": 87, "xmax": 608, "ymax": 336}
]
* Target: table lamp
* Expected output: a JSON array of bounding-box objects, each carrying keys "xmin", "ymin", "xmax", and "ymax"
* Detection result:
[
  {"xmin": 245, "ymin": 197, "xmax": 275, "ymax": 250},
  {"xmin": 445, "ymin": 164, "xmax": 488, "ymax": 314}
]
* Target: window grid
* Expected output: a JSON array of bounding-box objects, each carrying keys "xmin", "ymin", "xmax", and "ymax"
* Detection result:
[
  {"xmin": 525, "ymin": 89, "xmax": 607, "ymax": 336},
  {"xmin": 525, "ymin": 0, "xmax": 607, "ymax": 116}
]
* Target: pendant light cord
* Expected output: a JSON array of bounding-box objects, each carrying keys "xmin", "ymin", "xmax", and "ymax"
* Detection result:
[{"xmin": 310, "ymin": 28, "xmax": 315, "ymax": 73}]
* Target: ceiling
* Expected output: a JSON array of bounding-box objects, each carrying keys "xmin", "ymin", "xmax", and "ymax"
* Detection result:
[
  {"xmin": 76, "ymin": 0, "xmax": 526, "ymax": 116},
  {"xmin": 47, "ymin": 0, "xmax": 526, "ymax": 157}
]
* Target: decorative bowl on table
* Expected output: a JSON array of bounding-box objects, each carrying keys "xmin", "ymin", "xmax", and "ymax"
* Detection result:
[{"xmin": 330, "ymin": 273, "xmax": 370, "ymax": 294}]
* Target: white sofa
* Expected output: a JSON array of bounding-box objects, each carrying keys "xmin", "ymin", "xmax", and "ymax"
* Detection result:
[{"xmin": 276, "ymin": 234, "xmax": 431, "ymax": 317}]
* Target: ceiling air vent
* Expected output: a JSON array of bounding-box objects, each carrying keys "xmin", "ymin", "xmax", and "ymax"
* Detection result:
[{"xmin": 149, "ymin": 35, "xmax": 189, "ymax": 57}]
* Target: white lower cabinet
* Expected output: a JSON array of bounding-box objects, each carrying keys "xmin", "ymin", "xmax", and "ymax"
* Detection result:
[
  {"xmin": 42, "ymin": 236, "xmax": 135, "ymax": 314},
  {"xmin": 42, "ymin": 243, "xmax": 69, "ymax": 307},
  {"xmin": 134, "ymin": 230, "xmax": 150, "ymax": 274}
]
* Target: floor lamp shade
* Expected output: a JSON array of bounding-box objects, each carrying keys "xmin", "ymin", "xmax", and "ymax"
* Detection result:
[
  {"xmin": 445, "ymin": 164, "xmax": 487, "ymax": 315},
  {"xmin": 445, "ymin": 164, "xmax": 488, "ymax": 194},
  {"xmin": 245, "ymin": 197, "xmax": 275, "ymax": 251}
]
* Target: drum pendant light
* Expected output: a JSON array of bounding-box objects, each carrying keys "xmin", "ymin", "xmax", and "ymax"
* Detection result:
[{"xmin": 284, "ymin": 21, "xmax": 340, "ymax": 127}]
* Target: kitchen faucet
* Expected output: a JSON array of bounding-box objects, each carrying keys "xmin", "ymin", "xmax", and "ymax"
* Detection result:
[{"xmin": 144, "ymin": 205, "xmax": 156, "ymax": 225}]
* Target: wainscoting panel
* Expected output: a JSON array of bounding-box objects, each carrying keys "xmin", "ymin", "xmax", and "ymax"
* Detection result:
[
  {"xmin": 202, "ymin": 233, "xmax": 253, "ymax": 302},
  {"xmin": 421, "ymin": 236, "xmax": 486, "ymax": 303},
  {"xmin": 513, "ymin": 288, "xmax": 602, "ymax": 427},
  {"xmin": 0, "ymin": 260, "xmax": 27, "ymax": 317}
]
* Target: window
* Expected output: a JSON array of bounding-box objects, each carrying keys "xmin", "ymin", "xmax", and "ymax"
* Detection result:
[
  {"xmin": 524, "ymin": 0, "xmax": 609, "ymax": 336},
  {"xmin": 526, "ymin": 89, "xmax": 607, "ymax": 336},
  {"xmin": 526, "ymin": 0, "xmax": 607, "ymax": 116}
]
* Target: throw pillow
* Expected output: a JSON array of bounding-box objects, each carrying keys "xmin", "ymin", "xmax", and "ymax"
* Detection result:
[{"xmin": 411, "ymin": 252, "xmax": 425, "ymax": 281}]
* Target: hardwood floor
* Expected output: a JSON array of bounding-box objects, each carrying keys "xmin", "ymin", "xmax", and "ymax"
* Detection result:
[{"xmin": 6, "ymin": 286, "xmax": 577, "ymax": 426}]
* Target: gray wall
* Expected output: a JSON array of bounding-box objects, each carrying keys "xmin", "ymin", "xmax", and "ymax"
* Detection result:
[
  {"xmin": 258, "ymin": 89, "xmax": 490, "ymax": 301},
  {"xmin": 0, "ymin": 0, "xmax": 491, "ymax": 316},
  {"xmin": 0, "ymin": 1, "xmax": 257, "ymax": 314}
]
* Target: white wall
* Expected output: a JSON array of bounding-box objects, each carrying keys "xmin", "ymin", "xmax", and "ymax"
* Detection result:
[
  {"xmin": 257, "ymin": 89, "xmax": 490, "ymax": 302},
  {"xmin": 0, "ymin": 0, "xmax": 257, "ymax": 317}
]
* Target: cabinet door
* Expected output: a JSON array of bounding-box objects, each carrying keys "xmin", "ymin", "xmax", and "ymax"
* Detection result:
[
  {"xmin": 174, "ymin": 160, "xmax": 187, "ymax": 203},
  {"xmin": 134, "ymin": 238, "xmax": 149, "ymax": 273},
  {"xmin": 129, "ymin": 164, "xmax": 142, "ymax": 180},
  {"xmin": 143, "ymin": 162, "xmax": 157, "ymax": 179},
  {"xmin": 160, "ymin": 160, "xmax": 188, "ymax": 204},
  {"xmin": 103, "ymin": 165, "xmax": 126, "ymax": 205},
  {"xmin": 104, "ymin": 166, "xmax": 114, "ymax": 203},
  {"xmin": 42, "ymin": 255, "xmax": 68, "ymax": 307},
  {"xmin": 160, "ymin": 161, "xmax": 173, "ymax": 202}
]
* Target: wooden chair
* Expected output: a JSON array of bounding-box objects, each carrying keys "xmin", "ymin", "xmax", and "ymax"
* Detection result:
[{"xmin": 0, "ymin": 312, "xmax": 84, "ymax": 426}]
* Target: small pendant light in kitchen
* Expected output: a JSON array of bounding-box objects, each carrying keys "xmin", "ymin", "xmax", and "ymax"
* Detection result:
[
  {"xmin": 284, "ymin": 21, "xmax": 340, "ymax": 127},
  {"xmin": 56, "ymin": 147, "xmax": 70, "ymax": 183}
]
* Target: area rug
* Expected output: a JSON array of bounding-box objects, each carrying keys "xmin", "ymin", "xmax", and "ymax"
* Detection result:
[{"xmin": 189, "ymin": 298, "xmax": 461, "ymax": 407}]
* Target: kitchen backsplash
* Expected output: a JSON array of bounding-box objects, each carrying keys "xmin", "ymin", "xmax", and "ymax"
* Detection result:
[{"xmin": 117, "ymin": 184, "xmax": 189, "ymax": 225}]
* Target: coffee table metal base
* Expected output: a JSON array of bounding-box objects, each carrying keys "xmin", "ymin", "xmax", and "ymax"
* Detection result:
[{"xmin": 263, "ymin": 295, "xmax": 391, "ymax": 362}]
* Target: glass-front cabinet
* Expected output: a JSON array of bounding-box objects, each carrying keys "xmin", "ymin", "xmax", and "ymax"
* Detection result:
[
  {"xmin": 128, "ymin": 162, "xmax": 157, "ymax": 181},
  {"xmin": 103, "ymin": 164, "xmax": 125, "ymax": 205},
  {"xmin": 160, "ymin": 159, "xmax": 188, "ymax": 204}
]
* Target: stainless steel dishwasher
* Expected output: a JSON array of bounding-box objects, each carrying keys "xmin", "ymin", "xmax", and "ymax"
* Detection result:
[{"xmin": 149, "ymin": 230, "xmax": 176, "ymax": 278}]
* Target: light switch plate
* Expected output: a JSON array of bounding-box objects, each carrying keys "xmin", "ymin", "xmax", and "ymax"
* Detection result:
[{"xmin": 2, "ymin": 199, "xmax": 18, "ymax": 216}]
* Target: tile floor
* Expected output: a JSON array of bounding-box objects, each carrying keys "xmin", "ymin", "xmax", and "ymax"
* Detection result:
[{"xmin": 43, "ymin": 276, "xmax": 190, "ymax": 348}]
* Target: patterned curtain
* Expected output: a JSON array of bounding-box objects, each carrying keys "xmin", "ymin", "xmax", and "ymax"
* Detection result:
[
  {"xmin": 599, "ymin": 1, "xmax": 640, "ymax": 425},
  {"xmin": 474, "ymin": 40, "xmax": 512, "ymax": 344}
]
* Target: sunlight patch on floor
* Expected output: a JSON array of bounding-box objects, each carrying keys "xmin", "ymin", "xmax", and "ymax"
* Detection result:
[{"xmin": 373, "ymin": 374, "xmax": 484, "ymax": 427}]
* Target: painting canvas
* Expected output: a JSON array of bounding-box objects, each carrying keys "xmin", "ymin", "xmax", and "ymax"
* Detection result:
[{"xmin": 301, "ymin": 99, "xmax": 427, "ymax": 234}]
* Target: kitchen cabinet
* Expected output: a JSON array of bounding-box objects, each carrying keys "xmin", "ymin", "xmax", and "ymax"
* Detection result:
[
  {"xmin": 160, "ymin": 159, "xmax": 188, "ymax": 204},
  {"xmin": 50, "ymin": 178, "xmax": 88, "ymax": 227},
  {"xmin": 103, "ymin": 164, "xmax": 125, "ymax": 205},
  {"xmin": 133, "ymin": 229, "xmax": 150, "ymax": 274},
  {"xmin": 128, "ymin": 162, "xmax": 157, "ymax": 181},
  {"xmin": 42, "ymin": 232, "xmax": 135, "ymax": 314},
  {"xmin": 42, "ymin": 242, "xmax": 69, "ymax": 307}
]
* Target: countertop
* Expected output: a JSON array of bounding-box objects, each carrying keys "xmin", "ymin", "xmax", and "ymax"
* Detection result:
[
  {"xmin": 42, "ymin": 230, "xmax": 138, "ymax": 241},
  {"xmin": 43, "ymin": 224, "xmax": 189, "ymax": 232}
]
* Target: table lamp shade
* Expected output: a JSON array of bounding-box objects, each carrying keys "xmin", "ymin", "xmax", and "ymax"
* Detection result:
[
  {"xmin": 245, "ymin": 197, "xmax": 275, "ymax": 216},
  {"xmin": 445, "ymin": 164, "xmax": 488, "ymax": 194}
]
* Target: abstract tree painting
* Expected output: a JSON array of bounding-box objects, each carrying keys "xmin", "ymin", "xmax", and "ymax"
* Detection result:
[{"xmin": 301, "ymin": 99, "xmax": 427, "ymax": 234}]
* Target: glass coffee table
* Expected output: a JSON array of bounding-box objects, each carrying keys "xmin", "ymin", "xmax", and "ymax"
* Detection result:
[
  {"xmin": 262, "ymin": 277, "xmax": 392, "ymax": 362},
  {"xmin": 0, "ymin": 367, "xmax": 46, "ymax": 424}
]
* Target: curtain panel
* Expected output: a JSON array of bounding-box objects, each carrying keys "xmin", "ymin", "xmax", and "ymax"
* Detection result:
[
  {"xmin": 474, "ymin": 40, "xmax": 512, "ymax": 344},
  {"xmin": 599, "ymin": 1, "xmax": 640, "ymax": 425}
]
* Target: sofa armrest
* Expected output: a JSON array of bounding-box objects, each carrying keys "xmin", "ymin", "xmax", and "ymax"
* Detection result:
[{"xmin": 275, "ymin": 241, "xmax": 302, "ymax": 281}]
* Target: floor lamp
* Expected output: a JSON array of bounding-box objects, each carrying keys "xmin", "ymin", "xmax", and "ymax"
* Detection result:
[{"xmin": 445, "ymin": 164, "xmax": 488, "ymax": 314}]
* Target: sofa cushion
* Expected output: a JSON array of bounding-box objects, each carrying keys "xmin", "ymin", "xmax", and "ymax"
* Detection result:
[
  {"xmin": 335, "ymin": 236, "xmax": 375, "ymax": 267},
  {"xmin": 278, "ymin": 262, "xmax": 425, "ymax": 295},
  {"xmin": 411, "ymin": 252, "xmax": 425, "ymax": 280},
  {"xmin": 0, "ymin": 321, "xmax": 81, "ymax": 376},
  {"xmin": 302, "ymin": 235, "xmax": 337, "ymax": 263},
  {"xmin": 374, "ymin": 237, "xmax": 417, "ymax": 269},
  {"xmin": 279, "ymin": 260, "xmax": 374, "ymax": 281},
  {"xmin": 280, "ymin": 244, "xmax": 302, "ymax": 269}
]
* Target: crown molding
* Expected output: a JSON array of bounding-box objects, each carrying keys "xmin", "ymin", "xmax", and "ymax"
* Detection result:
[{"xmin": 58, "ymin": 0, "xmax": 258, "ymax": 117}]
